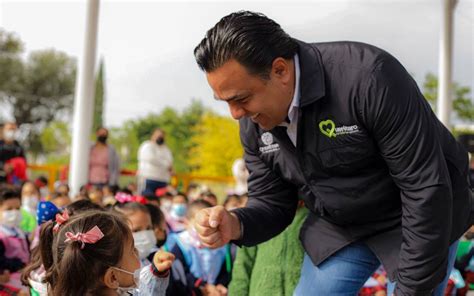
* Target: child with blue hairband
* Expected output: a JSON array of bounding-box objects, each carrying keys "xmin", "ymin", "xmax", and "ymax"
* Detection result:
[{"xmin": 23, "ymin": 199, "xmax": 103, "ymax": 296}]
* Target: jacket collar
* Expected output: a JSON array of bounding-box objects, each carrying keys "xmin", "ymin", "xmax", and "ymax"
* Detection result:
[{"xmin": 294, "ymin": 39, "xmax": 326, "ymax": 107}]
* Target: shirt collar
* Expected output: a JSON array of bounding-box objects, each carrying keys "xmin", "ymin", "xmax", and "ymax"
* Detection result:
[
  {"xmin": 279, "ymin": 54, "xmax": 301, "ymax": 126},
  {"xmin": 289, "ymin": 54, "xmax": 301, "ymax": 120}
]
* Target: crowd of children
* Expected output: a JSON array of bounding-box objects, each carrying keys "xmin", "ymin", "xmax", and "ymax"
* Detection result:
[
  {"xmin": 0, "ymin": 179, "xmax": 250, "ymax": 296},
  {"xmin": 0, "ymin": 177, "xmax": 474, "ymax": 295}
]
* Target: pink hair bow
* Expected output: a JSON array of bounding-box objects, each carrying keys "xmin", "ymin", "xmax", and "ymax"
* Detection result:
[
  {"xmin": 53, "ymin": 210, "xmax": 70, "ymax": 233},
  {"xmin": 115, "ymin": 192, "xmax": 134, "ymax": 203},
  {"xmin": 64, "ymin": 226, "xmax": 104, "ymax": 249},
  {"xmin": 115, "ymin": 192, "xmax": 147, "ymax": 205}
]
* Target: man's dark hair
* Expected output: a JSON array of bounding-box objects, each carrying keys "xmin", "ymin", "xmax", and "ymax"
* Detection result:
[{"xmin": 194, "ymin": 10, "xmax": 298, "ymax": 79}]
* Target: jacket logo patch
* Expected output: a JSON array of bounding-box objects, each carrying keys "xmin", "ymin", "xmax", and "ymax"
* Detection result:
[
  {"xmin": 259, "ymin": 132, "xmax": 280, "ymax": 154},
  {"xmin": 319, "ymin": 120, "xmax": 336, "ymax": 138},
  {"xmin": 319, "ymin": 119, "xmax": 359, "ymax": 138}
]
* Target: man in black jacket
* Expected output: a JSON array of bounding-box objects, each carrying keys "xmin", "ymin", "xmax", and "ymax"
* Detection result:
[{"xmin": 193, "ymin": 11, "xmax": 473, "ymax": 296}]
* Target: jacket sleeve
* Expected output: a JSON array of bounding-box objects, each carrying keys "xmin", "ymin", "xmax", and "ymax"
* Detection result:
[
  {"xmin": 227, "ymin": 246, "xmax": 258, "ymax": 296},
  {"xmin": 361, "ymin": 58, "xmax": 453, "ymax": 296},
  {"xmin": 232, "ymin": 122, "xmax": 299, "ymax": 247},
  {"xmin": 137, "ymin": 264, "xmax": 169, "ymax": 296}
]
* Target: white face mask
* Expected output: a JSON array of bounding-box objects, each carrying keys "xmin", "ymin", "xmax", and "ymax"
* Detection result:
[
  {"xmin": 2, "ymin": 209, "xmax": 22, "ymax": 227},
  {"xmin": 22, "ymin": 196, "xmax": 39, "ymax": 215},
  {"xmin": 112, "ymin": 266, "xmax": 141, "ymax": 295},
  {"xmin": 3, "ymin": 130, "xmax": 16, "ymax": 141},
  {"xmin": 133, "ymin": 230, "xmax": 156, "ymax": 260}
]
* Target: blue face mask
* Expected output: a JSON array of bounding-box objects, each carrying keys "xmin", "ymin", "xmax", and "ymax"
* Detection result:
[{"xmin": 172, "ymin": 204, "xmax": 187, "ymax": 218}]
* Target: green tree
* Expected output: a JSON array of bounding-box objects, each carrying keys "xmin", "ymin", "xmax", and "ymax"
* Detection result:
[
  {"xmin": 0, "ymin": 29, "xmax": 23, "ymax": 98},
  {"xmin": 93, "ymin": 59, "xmax": 105, "ymax": 132},
  {"xmin": 189, "ymin": 112, "xmax": 243, "ymax": 177},
  {"xmin": 13, "ymin": 49, "xmax": 76, "ymax": 157},
  {"xmin": 422, "ymin": 73, "xmax": 474, "ymax": 122},
  {"xmin": 0, "ymin": 29, "xmax": 76, "ymax": 157},
  {"xmin": 110, "ymin": 100, "xmax": 206, "ymax": 172},
  {"xmin": 39, "ymin": 120, "xmax": 71, "ymax": 164}
]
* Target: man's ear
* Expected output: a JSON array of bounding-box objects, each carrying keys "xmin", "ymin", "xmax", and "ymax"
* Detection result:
[
  {"xmin": 271, "ymin": 57, "xmax": 292, "ymax": 84},
  {"xmin": 103, "ymin": 267, "xmax": 120, "ymax": 289}
]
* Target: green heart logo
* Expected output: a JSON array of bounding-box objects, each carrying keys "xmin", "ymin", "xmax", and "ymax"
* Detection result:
[{"xmin": 319, "ymin": 119, "xmax": 336, "ymax": 138}]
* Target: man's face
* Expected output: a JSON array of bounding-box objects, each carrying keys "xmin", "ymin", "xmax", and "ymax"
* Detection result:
[{"xmin": 206, "ymin": 58, "xmax": 294, "ymax": 131}]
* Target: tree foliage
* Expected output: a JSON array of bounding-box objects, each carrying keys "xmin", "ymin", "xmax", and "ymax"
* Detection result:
[
  {"xmin": 0, "ymin": 30, "xmax": 23, "ymax": 98},
  {"xmin": 93, "ymin": 59, "xmax": 105, "ymax": 132},
  {"xmin": 188, "ymin": 112, "xmax": 243, "ymax": 177},
  {"xmin": 422, "ymin": 73, "xmax": 474, "ymax": 122},
  {"xmin": 110, "ymin": 100, "xmax": 205, "ymax": 172},
  {"xmin": 0, "ymin": 29, "xmax": 76, "ymax": 156},
  {"xmin": 11, "ymin": 50, "xmax": 76, "ymax": 125},
  {"xmin": 39, "ymin": 121, "xmax": 71, "ymax": 164}
]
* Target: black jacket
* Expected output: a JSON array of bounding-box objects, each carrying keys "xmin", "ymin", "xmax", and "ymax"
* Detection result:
[{"xmin": 232, "ymin": 40, "xmax": 473, "ymax": 296}]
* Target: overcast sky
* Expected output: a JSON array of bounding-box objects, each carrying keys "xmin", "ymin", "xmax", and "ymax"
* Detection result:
[{"xmin": 0, "ymin": 0, "xmax": 473, "ymax": 127}]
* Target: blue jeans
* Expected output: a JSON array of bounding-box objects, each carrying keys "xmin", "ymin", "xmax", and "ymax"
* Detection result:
[
  {"xmin": 142, "ymin": 179, "xmax": 167, "ymax": 196},
  {"xmin": 294, "ymin": 241, "xmax": 459, "ymax": 296},
  {"xmin": 386, "ymin": 240, "xmax": 459, "ymax": 296}
]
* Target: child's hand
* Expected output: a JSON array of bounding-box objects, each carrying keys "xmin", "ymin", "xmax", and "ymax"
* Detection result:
[
  {"xmin": 153, "ymin": 250, "xmax": 175, "ymax": 273},
  {"xmin": 202, "ymin": 284, "xmax": 220, "ymax": 296},
  {"xmin": 215, "ymin": 284, "xmax": 228, "ymax": 296},
  {"xmin": 202, "ymin": 284, "xmax": 227, "ymax": 296},
  {"xmin": 0, "ymin": 270, "xmax": 10, "ymax": 284},
  {"xmin": 376, "ymin": 274, "xmax": 386, "ymax": 285}
]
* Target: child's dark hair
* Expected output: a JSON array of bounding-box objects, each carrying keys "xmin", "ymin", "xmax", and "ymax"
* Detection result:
[
  {"xmin": 104, "ymin": 184, "xmax": 119, "ymax": 196},
  {"xmin": 200, "ymin": 191, "xmax": 218, "ymax": 203},
  {"xmin": 113, "ymin": 201, "xmax": 150, "ymax": 216},
  {"xmin": 162, "ymin": 192, "xmax": 173, "ymax": 198},
  {"xmin": 145, "ymin": 203, "xmax": 165, "ymax": 228},
  {"xmin": 223, "ymin": 194, "xmax": 240, "ymax": 207},
  {"xmin": 41, "ymin": 211, "xmax": 132, "ymax": 296},
  {"xmin": 36, "ymin": 175, "xmax": 48, "ymax": 185},
  {"xmin": 143, "ymin": 192, "xmax": 158, "ymax": 203},
  {"xmin": 66, "ymin": 199, "xmax": 104, "ymax": 215},
  {"xmin": 119, "ymin": 188, "xmax": 133, "ymax": 195},
  {"xmin": 21, "ymin": 199, "xmax": 106, "ymax": 286},
  {"xmin": 0, "ymin": 188, "xmax": 20, "ymax": 204},
  {"xmin": 50, "ymin": 191, "xmax": 68, "ymax": 200},
  {"xmin": 187, "ymin": 199, "xmax": 212, "ymax": 220},
  {"xmin": 173, "ymin": 192, "xmax": 189, "ymax": 203}
]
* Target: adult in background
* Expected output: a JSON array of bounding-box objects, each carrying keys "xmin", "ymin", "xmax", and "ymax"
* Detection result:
[
  {"xmin": 231, "ymin": 158, "xmax": 249, "ymax": 195},
  {"xmin": 193, "ymin": 11, "xmax": 473, "ymax": 296},
  {"xmin": 88, "ymin": 127, "xmax": 120, "ymax": 188},
  {"xmin": 0, "ymin": 122, "xmax": 26, "ymax": 185},
  {"xmin": 137, "ymin": 128, "xmax": 174, "ymax": 196}
]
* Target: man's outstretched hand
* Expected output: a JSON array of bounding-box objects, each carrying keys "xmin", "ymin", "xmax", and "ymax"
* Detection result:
[{"xmin": 194, "ymin": 205, "xmax": 242, "ymax": 248}]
